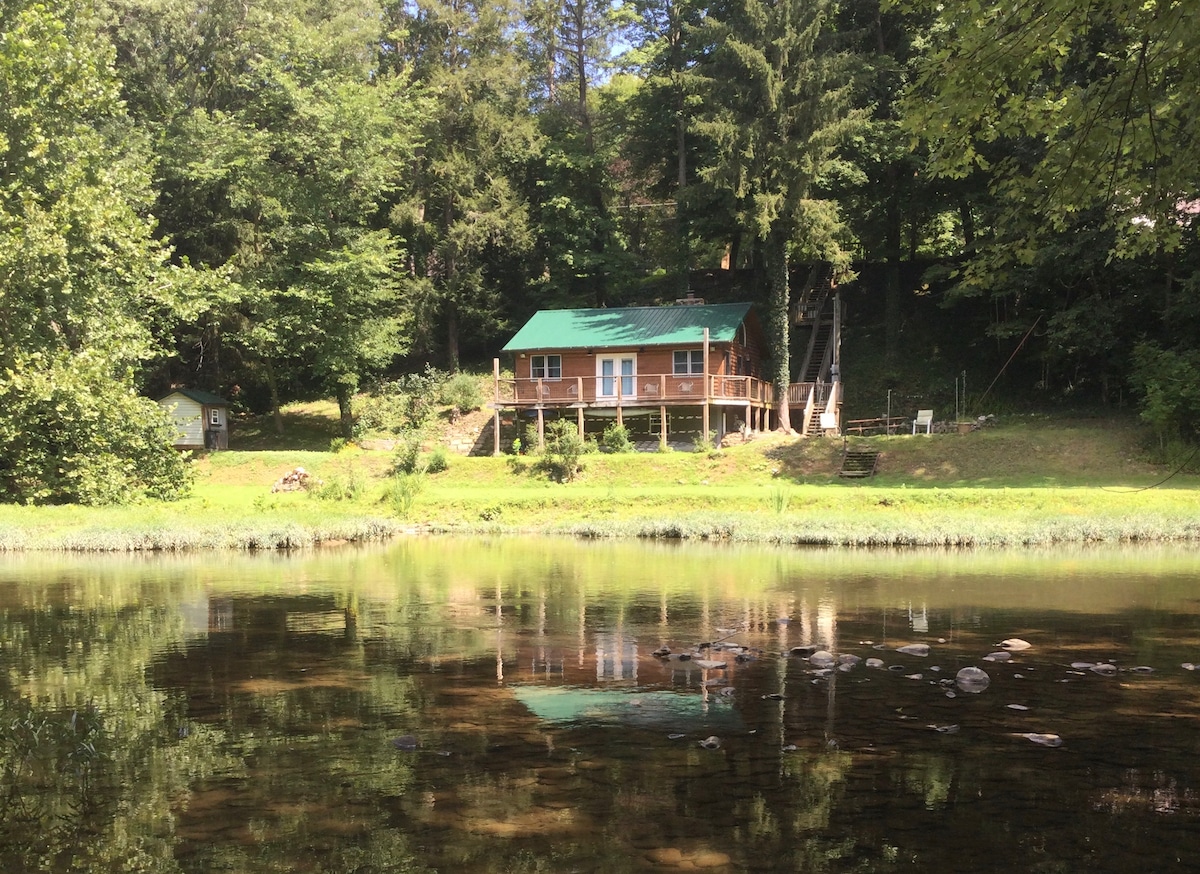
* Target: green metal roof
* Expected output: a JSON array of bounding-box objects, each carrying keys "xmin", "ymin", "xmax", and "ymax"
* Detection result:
[
  {"xmin": 159, "ymin": 388, "xmax": 228, "ymax": 406},
  {"xmin": 502, "ymin": 303, "xmax": 753, "ymax": 352}
]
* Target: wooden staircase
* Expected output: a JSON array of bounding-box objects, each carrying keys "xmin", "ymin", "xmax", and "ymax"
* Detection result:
[
  {"xmin": 839, "ymin": 448, "xmax": 880, "ymax": 478},
  {"xmin": 795, "ymin": 262, "xmax": 837, "ymax": 384}
]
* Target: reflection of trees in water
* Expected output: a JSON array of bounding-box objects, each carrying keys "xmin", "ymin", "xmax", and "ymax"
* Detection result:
[{"xmin": 0, "ymin": 595, "xmax": 232, "ymax": 873}]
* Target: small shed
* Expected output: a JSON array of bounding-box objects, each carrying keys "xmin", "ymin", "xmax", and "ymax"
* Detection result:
[{"xmin": 158, "ymin": 389, "xmax": 230, "ymax": 450}]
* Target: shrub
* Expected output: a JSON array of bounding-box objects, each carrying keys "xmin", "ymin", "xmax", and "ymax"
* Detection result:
[
  {"xmin": 442, "ymin": 372, "xmax": 482, "ymax": 421},
  {"xmin": 692, "ymin": 430, "xmax": 719, "ymax": 454},
  {"xmin": 0, "ymin": 352, "xmax": 193, "ymax": 505},
  {"xmin": 424, "ymin": 445, "xmax": 450, "ymax": 474},
  {"xmin": 601, "ymin": 423, "xmax": 632, "ymax": 453},
  {"xmin": 391, "ymin": 430, "xmax": 424, "ymax": 474},
  {"xmin": 522, "ymin": 423, "xmax": 543, "ymax": 456},
  {"xmin": 356, "ymin": 366, "xmax": 449, "ymax": 436},
  {"xmin": 386, "ymin": 472, "xmax": 424, "ymax": 517},
  {"xmin": 541, "ymin": 418, "xmax": 585, "ymax": 482},
  {"xmin": 312, "ymin": 461, "xmax": 365, "ymax": 501}
]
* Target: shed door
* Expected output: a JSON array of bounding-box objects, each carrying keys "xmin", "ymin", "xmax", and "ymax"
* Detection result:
[{"xmin": 597, "ymin": 356, "xmax": 636, "ymax": 399}]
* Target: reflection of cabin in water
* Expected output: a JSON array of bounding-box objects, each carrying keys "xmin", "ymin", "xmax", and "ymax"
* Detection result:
[{"xmin": 491, "ymin": 297, "xmax": 842, "ymax": 450}]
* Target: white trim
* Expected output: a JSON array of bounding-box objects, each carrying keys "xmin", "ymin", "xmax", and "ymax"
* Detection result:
[
  {"xmin": 530, "ymin": 353, "xmax": 562, "ymax": 380},
  {"xmin": 595, "ymin": 354, "xmax": 637, "ymax": 400}
]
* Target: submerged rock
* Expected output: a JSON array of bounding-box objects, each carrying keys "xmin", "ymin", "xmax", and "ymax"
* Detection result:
[
  {"xmin": 699, "ymin": 736, "xmax": 722, "ymax": 750},
  {"xmin": 1090, "ymin": 663, "xmax": 1118, "ymax": 676},
  {"xmin": 897, "ymin": 643, "xmax": 931, "ymax": 657},
  {"xmin": 391, "ymin": 735, "xmax": 419, "ymax": 751},
  {"xmin": 1000, "ymin": 638, "xmax": 1032, "ymax": 651},
  {"xmin": 1020, "ymin": 732, "xmax": 1063, "ymax": 747},
  {"xmin": 983, "ymin": 651, "xmax": 1012, "ymax": 662},
  {"xmin": 955, "ymin": 666, "xmax": 991, "ymax": 692},
  {"xmin": 866, "ymin": 658, "xmax": 885, "ymax": 669}
]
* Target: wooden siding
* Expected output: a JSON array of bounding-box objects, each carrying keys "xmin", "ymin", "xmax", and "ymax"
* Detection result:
[
  {"xmin": 160, "ymin": 393, "xmax": 205, "ymax": 447},
  {"xmin": 159, "ymin": 392, "xmax": 228, "ymax": 449},
  {"xmin": 506, "ymin": 344, "xmax": 771, "ymax": 407}
]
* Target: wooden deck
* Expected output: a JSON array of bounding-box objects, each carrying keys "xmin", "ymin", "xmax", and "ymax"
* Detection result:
[{"xmin": 496, "ymin": 374, "xmax": 775, "ymax": 408}]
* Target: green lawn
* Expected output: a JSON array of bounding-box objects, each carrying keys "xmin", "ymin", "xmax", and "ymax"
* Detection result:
[{"xmin": 2, "ymin": 414, "xmax": 1197, "ymax": 551}]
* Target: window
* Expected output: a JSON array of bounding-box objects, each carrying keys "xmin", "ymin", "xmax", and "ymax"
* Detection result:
[
  {"xmin": 209, "ymin": 408, "xmax": 221, "ymax": 426},
  {"xmin": 531, "ymin": 354, "xmax": 562, "ymax": 380},
  {"xmin": 673, "ymin": 350, "xmax": 704, "ymax": 375}
]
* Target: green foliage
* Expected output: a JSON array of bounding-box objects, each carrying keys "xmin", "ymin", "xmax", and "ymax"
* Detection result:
[
  {"xmin": 391, "ymin": 430, "xmax": 426, "ymax": 475},
  {"xmin": 442, "ymin": 372, "xmax": 483, "ymax": 419},
  {"xmin": 424, "ymin": 445, "xmax": 450, "ymax": 474},
  {"xmin": 0, "ymin": 354, "xmax": 193, "ymax": 505},
  {"xmin": 358, "ymin": 368, "xmax": 448, "ymax": 436},
  {"xmin": 540, "ymin": 419, "xmax": 586, "ymax": 482},
  {"xmin": 0, "ymin": 1, "xmax": 192, "ymax": 505},
  {"xmin": 692, "ymin": 429, "xmax": 719, "ymax": 454},
  {"xmin": 522, "ymin": 423, "xmax": 543, "ymax": 456},
  {"xmin": 311, "ymin": 460, "xmax": 366, "ymax": 501},
  {"xmin": 601, "ymin": 422, "xmax": 633, "ymax": 453},
  {"xmin": 770, "ymin": 485, "xmax": 791, "ymax": 514},
  {"xmin": 386, "ymin": 472, "xmax": 425, "ymax": 518},
  {"xmin": 1129, "ymin": 342, "xmax": 1200, "ymax": 442},
  {"xmin": 904, "ymin": 0, "xmax": 1200, "ymax": 267}
]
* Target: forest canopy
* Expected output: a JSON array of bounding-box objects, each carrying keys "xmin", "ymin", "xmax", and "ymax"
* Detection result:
[{"xmin": 0, "ymin": 0, "xmax": 1196, "ymax": 502}]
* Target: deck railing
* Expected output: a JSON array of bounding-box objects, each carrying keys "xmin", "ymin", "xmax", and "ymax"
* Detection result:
[{"xmin": 496, "ymin": 374, "xmax": 773, "ymax": 406}]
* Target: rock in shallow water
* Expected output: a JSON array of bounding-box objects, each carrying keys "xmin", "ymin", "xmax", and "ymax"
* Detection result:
[
  {"xmin": 1020, "ymin": 732, "xmax": 1063, "ymax": 747},
  {"xmin": 955, "ymin": 666, "xmax": 991, "ymax": 692},
  {"xmin": 897, "ymin": 643, "xmax": 930, "ymax": 657},
  {"xmin": 1000, "ymin": 638, "xmax": 1032, "ymax": 651}
]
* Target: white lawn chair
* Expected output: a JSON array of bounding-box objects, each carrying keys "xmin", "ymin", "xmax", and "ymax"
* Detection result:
[{"xmin": 913, "ymin": 409, "xmax": 933, "ymax": 434}]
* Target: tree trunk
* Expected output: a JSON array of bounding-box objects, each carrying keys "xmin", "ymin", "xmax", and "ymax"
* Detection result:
[
  {"xmin": 764, "ymin": 230, "xmax": 793, "ymax": 433},
  {"xmin": 336, "ymin": 383, "xmax": 354, "ymax": 441},
  {"xmin": 884, "ymin": 170, "xmax": 903, "ymax": 371},
  {"xmin": 446, "ymin": 302, "xmax": 460, "ymax": 373},
  {"xmin": 264, "ymin": 359, "xmax": 284, "ymax": 435}
]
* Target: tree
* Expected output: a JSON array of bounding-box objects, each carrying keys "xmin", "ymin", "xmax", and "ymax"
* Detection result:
[
  {"xmin": 690, "ymin": 0, "xmax": 861, "ymax": 431},
  {"xmin": 0, "ymin": 0, "xmax": 191, "ymax": 504},
  {"xmin": 389, "ymin": 0, "xmax": 538, "ymax": 371},
  {"xmin": 901, "ymin": 0, "xmax": 1200, "ymax": 274},
  {"xmin": 523, "ymin": 0, "xmax": 636, "ymax": 309},
  {"xmin": 103, "ymin": 0, "xmax": 422, "ymax": 436}
]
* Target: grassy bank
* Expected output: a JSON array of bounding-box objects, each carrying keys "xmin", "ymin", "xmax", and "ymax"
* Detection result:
[{"xmin": 2, "ymin": 413, "xmax": 1198, "ymax": 551}]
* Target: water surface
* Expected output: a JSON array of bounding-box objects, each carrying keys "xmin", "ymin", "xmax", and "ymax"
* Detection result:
[{"xmin": 3, "ymin": 539, "xmax": 1200, "ymax": 872}]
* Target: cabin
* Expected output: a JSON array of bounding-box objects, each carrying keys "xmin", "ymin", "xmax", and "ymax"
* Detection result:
[
  {"xmin": 158, "ymin": 389, "xmax": 230, "ymax": 450},
  {"xmin": 490, "ymin": 299, "xmax": 842, "ymax": 451}
]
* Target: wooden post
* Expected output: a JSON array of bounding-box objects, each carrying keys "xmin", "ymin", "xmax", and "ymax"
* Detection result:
[
  {"xmin": 537, "ymin": 407, "xmax": 545, "ymax": 451},
  {"xmin": 702, "ymin": 328, "xmax": 710, "ymax": 442},
  {"xmin": 616, "ymin": 367, "xmax": 623, "ymax": 428},
  {"xmin": 659, "ymin": 404, "xmax": 667, "ymax": 448},
  {"xmin": 492, "ymin": 358, "xmax": 501, "ymax": 456}
]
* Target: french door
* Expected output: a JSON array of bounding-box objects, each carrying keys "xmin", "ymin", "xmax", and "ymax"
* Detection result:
[{"xmin": 597, "ymin": 356, "xmax": 636, "ymax": 399}]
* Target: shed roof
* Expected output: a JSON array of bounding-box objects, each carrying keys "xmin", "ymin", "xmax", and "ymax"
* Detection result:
[
  {"xmin": 159, "ymin": 388, "xmax": 228, "ymax": 406},
  {"xmin": 502, "ymin": 303, "xmax": 754, "ymax": 352}
]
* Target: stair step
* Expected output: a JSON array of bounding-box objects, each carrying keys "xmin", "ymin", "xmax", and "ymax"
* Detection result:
[{"xmin": 839, "ymin": 450, "xmax": 880, "ymax": 478}]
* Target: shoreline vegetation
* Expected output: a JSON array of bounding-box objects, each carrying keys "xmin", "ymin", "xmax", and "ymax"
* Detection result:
[{"xmin": 2, "ymin": 416, "xmax": 1198, "ymax": 552}]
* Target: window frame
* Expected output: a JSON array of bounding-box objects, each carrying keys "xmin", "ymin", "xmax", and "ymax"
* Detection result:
[
  {"xmin": 672, "ymin": 349, "xmax": 705, "ymax": 375},
  {"xmin": 530, "ymin": 354, "xmax": 562, "ymax": 380}
]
